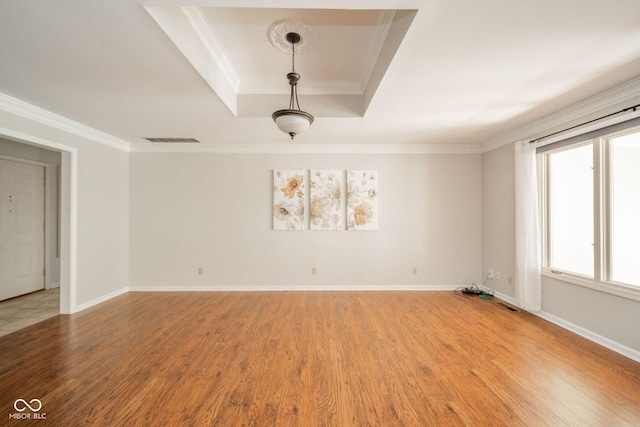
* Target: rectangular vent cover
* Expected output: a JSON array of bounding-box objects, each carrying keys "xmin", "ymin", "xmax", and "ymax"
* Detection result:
[
  {"xmin": 145, "ymin": 138, "xmax": 200, "ymax": 143},
  {"xmin": 496, "ymin": 302, "xmax": 518, "ymax": 312}
]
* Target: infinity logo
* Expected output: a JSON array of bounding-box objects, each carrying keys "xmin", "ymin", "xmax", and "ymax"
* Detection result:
[{"xmin": 14, "ymin": 398, "xmax": 42, "ymax": 412}]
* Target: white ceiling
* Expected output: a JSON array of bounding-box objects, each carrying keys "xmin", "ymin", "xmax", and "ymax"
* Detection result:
[{"xmin": 1, "ymin": 0, "xmax": 640, "ymax": 148}]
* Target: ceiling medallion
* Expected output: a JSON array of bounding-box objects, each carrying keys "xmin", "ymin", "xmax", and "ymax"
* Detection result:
[{"xmin": 267, "ymin": 20, "xmax": 315, "ymax": 54}]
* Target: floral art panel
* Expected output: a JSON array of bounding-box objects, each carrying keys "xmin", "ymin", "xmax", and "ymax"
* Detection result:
[
  {"xmin": 273, "ymin": 170, "xmax": 305, "ymax": 230},
  {"xmin": 310, "ymin": 170, "xmax": 343, "ymax": 230},
  {"xmin": 347, "ymin": 170, "xmax": 378, "ymax": 231}
]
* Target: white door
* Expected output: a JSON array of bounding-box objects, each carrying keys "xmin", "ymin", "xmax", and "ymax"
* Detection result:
[{"xmin": 0, "ymin": 158, "xmax": 45, "ymax": 300}]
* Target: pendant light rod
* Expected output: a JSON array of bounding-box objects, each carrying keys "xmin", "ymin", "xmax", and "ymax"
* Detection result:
[{"xmin": 287, "ymin": 32, "xmax": 299, "ymax": 71}]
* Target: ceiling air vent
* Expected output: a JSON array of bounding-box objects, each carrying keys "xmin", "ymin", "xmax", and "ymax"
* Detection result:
[{"xmin": 144, "ymin": 137, "xmax": 200, "ymax": 143}]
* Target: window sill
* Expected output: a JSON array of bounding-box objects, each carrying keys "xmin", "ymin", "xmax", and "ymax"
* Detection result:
[{"xmin": 542, "ymin": 269, "xmax": 640, "ymax": 302}]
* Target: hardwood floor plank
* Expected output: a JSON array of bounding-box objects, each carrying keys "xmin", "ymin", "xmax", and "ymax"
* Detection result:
[{"xmin": 1, "ymin": 291, "xmax": 639, "ymax": 426}]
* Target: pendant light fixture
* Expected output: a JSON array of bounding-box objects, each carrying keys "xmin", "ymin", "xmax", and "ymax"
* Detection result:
[{"xmin": 272, "ymin": 32, "xmax": 314, "ymax": 140}]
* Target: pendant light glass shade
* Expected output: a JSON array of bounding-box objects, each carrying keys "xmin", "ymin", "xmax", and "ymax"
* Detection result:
[
  {"xmin": 272, "ymin": 32, "xmax": 313, "ymax": 140},
  {"xmin": 273, "ymin": 110, "xmax": 314, "ymax": 139}
]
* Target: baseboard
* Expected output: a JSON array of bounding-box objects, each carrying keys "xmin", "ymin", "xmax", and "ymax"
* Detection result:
[
  {"xmin": 474, "ymin": 290, "xmax": 640, "ymax": 363},
  {"xmin": 46, "ymin": 282, "xmax": 61, "ymax": 290},
  {"xmin": 128, "ymin": 284, "xmax": 460, "ymax": 292},
  {"xmin": 534, "ymin": 310, "xmax": 640, "ymax": 363},
  {"xmin": 492, "ymin": 290, "xmax": 516, "ymax": 304},
  {"xmin": 73, "ymin": 287, "xmax": 129, "ymax": 313}
]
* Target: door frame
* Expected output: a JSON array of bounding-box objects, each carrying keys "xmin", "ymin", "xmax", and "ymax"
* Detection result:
[
  {"xmin": 0, "ymin": 154, "xmax": 50, "ymax": 293},
  {"xmin": 0, "ymin": 128, "xmax": 77, "ymax": 314}
]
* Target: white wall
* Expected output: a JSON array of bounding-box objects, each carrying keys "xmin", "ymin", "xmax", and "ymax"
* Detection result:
[
  {"xmin": 481, "ymin": 143, "xmax": 515, "ymax": 296},
  {"xmin": 0, "ymin": 138, "xmax": 61, "ymax": 286},
  {"xmin": 74, "ymin": 141, "xmax": 129, "ymax": 305},
  {"xmin": 482, "ymin": 141, "xmax": 640, "ymax": 355},
  {"xmin": 542, "ymin": 276, "xmax": 640, "ymax": 351},
  {"xmin": 129, "ymin": 152, "xmax": 482, "ymax": 289},
  {"xmin": 0, "ymin": 109, "xmax": 129, "ymax": 310}
]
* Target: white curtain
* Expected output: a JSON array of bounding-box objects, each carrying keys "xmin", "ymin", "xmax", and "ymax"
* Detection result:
[{"xmin": 515, "ymin": 140, "xmax": 541, "ymax": 312}]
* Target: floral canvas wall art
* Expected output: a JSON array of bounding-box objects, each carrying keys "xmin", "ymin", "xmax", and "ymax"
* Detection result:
[
  {"xmin": 310, "ymin": 170, "xmax": 343, "ymax": 230},
  {"xmin": 347, "ymin": 170, "xmax": 378, "ymax": 231},
  {"xmin": 273, "ymin": 170, "xmax": 305, "ymax": 230}
]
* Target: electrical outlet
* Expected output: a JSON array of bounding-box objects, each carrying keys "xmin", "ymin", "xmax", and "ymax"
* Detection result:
[
  {"xmin": 508, "ymin": 275, "xmax": 514, "ymax": 285},
  {"xmin": 488, "ymin": 269, "xmax": 494, "ymax": 279},
  {"xmin": 198, "ymin": 267, "xmax": 203, "ymax": 275},
  {"xmin": 412, "ymin": 267, "xmax": 418, "ymax": 275},
  {"xmin": 311, "ymin": 267, "xmax": 316, "ymax": 275},
  {"xmin": 495, "ymin": 271, "xmax": 501, "ymax": 281}
]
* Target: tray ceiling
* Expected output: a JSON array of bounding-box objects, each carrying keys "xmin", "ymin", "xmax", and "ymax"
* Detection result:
[{"xmin": 146, "ymin": 5, "xmax": 417, "ymax": 117}]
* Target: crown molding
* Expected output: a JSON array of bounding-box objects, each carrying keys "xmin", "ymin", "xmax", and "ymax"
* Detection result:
[
  {"xmin": 0, "ymin": 93, "xmax": 131, "ymax": 152},
  {"xmin": 481, "ymin": 76, "xmax": 640, "ymax": 153},
  {"xmin": 359, "ymin": 10, "xmax": 395, "ymax": 94},
  {"xmin": 129, "ymin": 142, "xmax": 482, "ymax": 154},
  {"xmin": 182, "ymin": 6, "xmax": 240, "ymax": 91},
  {"xmin": 239, "ymin": 80, "xmax": 363, "ymax": 96},
  {"xmin": 144, "ymin": 0, "xmax": 425, "ymax": 7}
]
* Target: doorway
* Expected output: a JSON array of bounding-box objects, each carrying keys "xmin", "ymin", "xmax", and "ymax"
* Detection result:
[
  {"xmin": 0, "ymin": 130, "xmax": 75, "ymax": 315},
  {"xmin": 0, "ymin": 157, "xmax": 46, "ymax": 301},
  {"xmin": 0, "ymin": 134, "xmax": 72, "ymax": 321}
]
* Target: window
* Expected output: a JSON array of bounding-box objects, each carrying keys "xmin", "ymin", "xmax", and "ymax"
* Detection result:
[
  {"xmin": 541, "ymin": 124, "xmax": 640, "ymax": 299},
  {"xmin": 610, "ymin": 131, "xmax": 640, "ymax": 286},
  {"xmin": 547, "ymin": 143, "xmax": 594, "ymax": 277}
]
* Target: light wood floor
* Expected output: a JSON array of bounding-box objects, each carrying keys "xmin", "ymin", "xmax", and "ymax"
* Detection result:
[{"xmin": 1, "ymin": 291, "xmax": 639, "ymax": 426}]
